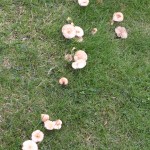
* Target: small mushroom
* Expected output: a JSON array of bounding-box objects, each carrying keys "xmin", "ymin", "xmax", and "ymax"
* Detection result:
[
  {"xmin": 53, "ymin": 119, "xmax": 62, "ymax": 130},
  {"xmin": 41, "ymin": 114, "xmax": 50, "ymax": 122},
  {"xmin": 115, "ymin": 26, "xmax": 128, "ymax": 39},
  {"xmin": 44, "ymin": 120, "xmax": 55, "ymax": 130},
  {"xmin": 75, "ymin": 26, "xmax": 84, "ymax": 37},
  {"xmin": 59, "ymin": 77, "xmax": 68, "ymax": 85},
  {"xmin": 91, "ymin": 28, "xmax": 98, "ymax": 35},
  {"xmin": 113, "ymin": 12, "xmax": 124, "ymax": 22},
  {"xmin": 62, "ymin": 24, "xmax": 76, "ymax": 39},
  {"xmin": 74, "ymin": 50, "xmax": 88, "ymax": 61},
  {"xmin": 78, "ymin": 0, "xmax": 89, "ymax": 6},
  {"xmin": 31, "ymin": 130, "xmax": 44, "ymax": 143}
]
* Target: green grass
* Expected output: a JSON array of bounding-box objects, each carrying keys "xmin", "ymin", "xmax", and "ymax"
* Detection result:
[{"xmin": 0, "ymin": 0, "xmax": 150, "ymax": 149}]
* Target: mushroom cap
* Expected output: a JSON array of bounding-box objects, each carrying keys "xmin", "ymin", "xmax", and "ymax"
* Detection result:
[
  {"xmin": 72, "ymin": 59, "xmax": 86, "ymax": 69},
  {"xmin": 75, "ymin": 26, "xmax": 84, "ymax": 37},
  {"xmin": 41, "ymin": 114, "xmax": 49, "ymax": 122},
  {"xmin": 59, "ymin": 77, "xmax": 68, "ymax": 85},
  {"xmin": 78, "ymin": 0, "xmax": 89, "ymax": 6},
  {"xmin": 53, "ymin": 119, "xmax": 62, "ymax": 130},
  {"xmin": 44, "ymin": 120, "xmax": 55, "ymax": 130},
  {"xmin": 22, "ymin": 140, "xmax": 38, "ymax": 150},
  {"xmin": 74, "ymin": 50, "xmax": 88, "ymax": 61},
  {"xmin": 91, "ymin": 28, "xmax": 98, "ymax": 35},
  {"xmin": 31, "ymin": 130, "xmax": 44, "ymax": 143},
  {"xmin": 115, "ymin": 26, "xmax": 128, "ymax": 39},
  {"xmin": 113, "ymin": 12, "xmax": 124, "ymax": 22},
  {"xmin": 62, "ymin": 24, "xmax": 76, "ymax": 39}
]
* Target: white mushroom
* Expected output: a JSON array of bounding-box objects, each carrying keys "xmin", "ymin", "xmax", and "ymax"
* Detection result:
[
  {"xmin": 72, "ymin": 59, "xmax": 86, "ymax": 69},
  {"xmin": 113, "ymin": 12, "xmax": 124, "ymax": 22},
  {"xmin": 74, "ymin": 50, "xmax": 88, "ymax": 61},
  {"xmin": 44, "ymin": 120, "xmax": 55, "ymax": 130},
  {"xmin": 59, "ymin": 77, "xmax": 69, "ymax": 85},
  {"xmin": 31, "ymin": 130, "xmax": 44, "ymax": 143},
  {"xmin": 78, "ymin": 0, "xmax": 89, "ymax": 7},
  {"xmin": 41, "ymin": 114, "xmax": 49, "ymax": 122},
  {"xmin": 53, "ymin": 119, "xmax": 62, "ymax": 130},
  {"xmin": 91, "ymin": 28, "xmax": 98, "ymax": 35},
  {"xmin": 115, "ymin": 26, "xmax": 128, "ymax": 39},
  {"xmin": 75, "ymin": 26, "xmax": 84, "ymax": 37},
  {"xmin": 62, "ymin": 24, "xmax": 76, "ymax": 39},
  {"xmin": 22, "ymin": 140, "xmax": 38, "ymax": 150}
]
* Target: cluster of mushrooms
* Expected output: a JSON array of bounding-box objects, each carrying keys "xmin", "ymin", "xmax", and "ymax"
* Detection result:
[
  {"xmin": 113, "ymin": 12, "xmax": 128, "ymax": 38},
  {"xmin": 59, "ymin": 12, "xmax": 128, "ymax": 86},
  {"xmin": 22, "ymin": 1, "xmax": 128, "ymax": 149},
  {"xmin": 22, "ymin": 114, "xmax": 62, "ymax": 150}
]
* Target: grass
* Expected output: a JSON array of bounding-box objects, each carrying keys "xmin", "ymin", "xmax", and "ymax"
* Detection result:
[{"xmin": 0, "ymin": 0, "xmax": 150, "ymax": 149}]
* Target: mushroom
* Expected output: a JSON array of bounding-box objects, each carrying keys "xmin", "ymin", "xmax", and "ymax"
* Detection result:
[
  {"xmin": 115, "ymin": 26, "xmax": 128, "ymax": 39},
  {"xmin": 31, "ymin": 130, "xmax": 44, "ymax": 143},
  {"xmin": 78, "ymin": 0, "xmax": 89, "ymax": 6},
  {"xmin": 75, "ymin": 26, "xmax": 84, "ymax": 37},
  {"xmin": 72, "ymin": 59, "xmax": 86, "ymax": 69},
  {"xmin": 41, "ymin": 114, "xmax": 50, "ymax": 122},
  {"xmin": 74, "ymin": 50, "xmax": 88, "ymax": 61},
  {"xmin": 113, "ymin": 12, "xmax": 124, "ymax": 22},
  {"xmin": 59, "ymin": 77, "xmax": 68, "ymax": 85},
  {"xmin": 91, "ymin": 28, "xmax": 98, "ymax": 35},
  {"xmin": 44, "ymin": 120, "xmax": 55, "ymax": 130},
  {"xmin": 53, "ymin": 119, "xmax": 62, "ymax": 130},
  {"xmin": 62, "ymin": 24, "xmax": 76, "ymax": 39}
]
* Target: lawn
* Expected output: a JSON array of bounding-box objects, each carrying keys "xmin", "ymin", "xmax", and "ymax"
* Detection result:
[{"xmin": 0, "ymin": 0, "xmax": 150, "ymax": 149}]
